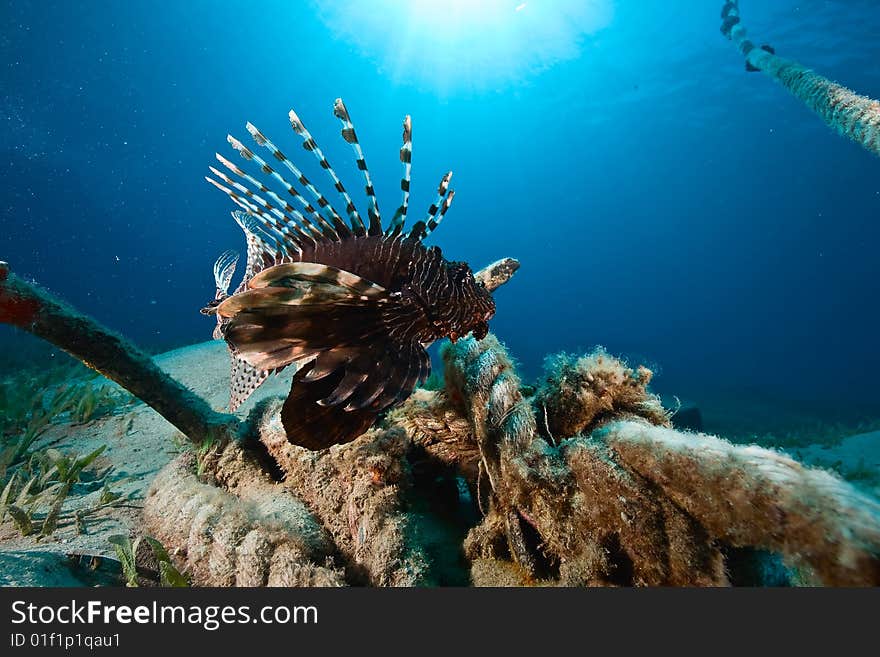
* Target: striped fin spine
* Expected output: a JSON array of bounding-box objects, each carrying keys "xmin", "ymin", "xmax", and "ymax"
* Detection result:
[
  {"xmin": 208, "ymin": 164, "xmax": 319, "ymax": 248},
  {"xmin": 425, "ymin": 189, "xmax": 455, "ymax": 237},
  {"xmin": 213, "ymin": 153, "xmax": 307, "ymax": 231},
  {"xmin": 204, "ymin": 175, "xmax": 305, "ymax": 257},
  {"xmin": 333, "ymin": 98, "xmax": 382, "ymax": 235},
  {"xmin": 288, "ymin": 108, "xmax": 367, "ymax": 236},
  {"xmin": 242, "ymin": 123, "xmax": 351, "ymax": 241},
  {"xmin": 408, "ymin": 171, "xmax": 453, "ymax": 240},
  {"xmin": 204, "ymin": 178, "xmax": 294, "ymax": 260},
  {"xmin": 213, "ymin": 151, "xmax": 323, "ymax": 242},
  {"xmin": 228, "ymin": 131, "xmax": 342, "ymax": 241},
  {"xmin": 388, "ymin": 115, "xmax": 412, "ymax": 236}
]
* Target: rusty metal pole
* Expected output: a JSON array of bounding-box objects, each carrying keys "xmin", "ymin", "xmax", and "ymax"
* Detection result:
[{"xmin": 0, "ymin": 261, "xmax": 241, "ymax": 445}]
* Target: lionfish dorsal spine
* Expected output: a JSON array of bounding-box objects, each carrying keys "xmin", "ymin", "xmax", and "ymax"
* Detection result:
[
  {"xmin": 243, "ymin": 123, "xmax": 353, "ymax": 240},
  {"xmin": 388, "ymin": 114, "xmax": 412, "ymax": 236},
  {"xmin": 229, "ymin": 130, "xmax": 342, "ymax": 242},
  {"xmin": 230, "ymin": 131, "xmax": 327, "ymax": 242},
  {"xmin": 424, "ymin": 175, "xmax": 455, "ymax": 237},
  {"xmin": 333, "ymin": 98, "xmax": 383, "ymax": 235},
  {"xmin": 408, "ymin": 170, "xmax": 454, "ymax": 240},
  {"xmin": 203, "ymin": 176, "xmax": 298, "ymax": 259},
  {"xmin": 288, "ymin": 108, "xmax": 367, "ymax": 237},
  {"xmin": 209, "ymin": 153, "xmax": 318, "ymax": 248},
  {"xmin": 216, "ymin": 146, "xmax": 311, "ymax": 235},
  {"xmin": 425, "ymin": 189, "xmax": 455, "ymax": 237},
  {"xmin": 207, "ymin": 99, "xmax": 460, "ymax": 281},
  {"xmin": 207, "ymin": 163, "xmax": 316, "ymax": 250}
]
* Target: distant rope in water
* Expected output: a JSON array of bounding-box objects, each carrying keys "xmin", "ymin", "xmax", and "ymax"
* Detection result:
[{"xmin": 721, "ymin": 0, "xmax": 880, "ymax": 158}]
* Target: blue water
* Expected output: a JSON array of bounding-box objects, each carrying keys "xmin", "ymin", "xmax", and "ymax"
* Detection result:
[{"xmin": 2, "ymin": 0, "xmax": 879, "ymax": 416}]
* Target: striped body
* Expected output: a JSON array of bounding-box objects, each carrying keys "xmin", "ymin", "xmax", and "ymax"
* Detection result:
[
  {"xmin": 203, "ymin": 100, "xmax": 496, "ymax": 449},
  {"xmin": 267, "ymin": 234, "xmax": 492, "ymax": 346}
]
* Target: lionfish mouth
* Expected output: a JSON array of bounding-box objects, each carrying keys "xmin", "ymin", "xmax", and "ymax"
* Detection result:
[{"xmin": 202, "ymin": 99, "xmax": 502, "ymax": 450}]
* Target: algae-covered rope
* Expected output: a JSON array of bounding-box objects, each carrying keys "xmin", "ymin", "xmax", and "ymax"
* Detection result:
[
  {"xmin": 721, "ymin": 0, "xmax": 880, "ymax": 158},
  {"xmin": 444, "ymin": 333, "xmax": 880, "ymax": 585}
]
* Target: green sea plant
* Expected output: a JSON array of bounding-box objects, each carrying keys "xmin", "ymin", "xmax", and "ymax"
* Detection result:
[
  {"xmin": 0, "ymin": 413, "xmax": 50, "ymax": 480},
  {"xmin": 1, "ymin": 377, "xmax": 130, "ymax": 483},
  {"xmin": 108, "ymin": 534, "xmax": 189, "ymax": 587},
  {"xmin": 0, "ymin": 377, "xmax": 131, "ymax": 483},
  {"xmin": 0, "ymin": 379, "xmax": 37, "ymax": 432},
  {"xmin": 0, "ymin": 380, "xmax": 134, "ymax": 539},
  {"xmin": 829, "ymin": 458, "xmax": 879, "ymax": 486},
  {"xmin": 0, "ymin": 366, "xmax": 100, "ymax": 436},
  {"xmin": 70, "ymin": 384, "xmax": 131, "ymax": 424},
  {"xmin": 0, "ymin": 445, "xmax": 130, "ymax": 538}
]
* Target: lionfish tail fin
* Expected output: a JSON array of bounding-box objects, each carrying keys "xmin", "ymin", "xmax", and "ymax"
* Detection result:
[
  {"xmin": 333, "ymin": 98, "xmax": 383, "ymax": 235},
  {"xmin": 388, "ymin": 115, "xmax": 412, "ymax": 236}
]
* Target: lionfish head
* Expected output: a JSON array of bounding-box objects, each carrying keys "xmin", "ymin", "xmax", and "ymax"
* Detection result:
[{"xmin": 445, "ymin": 261, "xmax": 496, "ymax": 342}]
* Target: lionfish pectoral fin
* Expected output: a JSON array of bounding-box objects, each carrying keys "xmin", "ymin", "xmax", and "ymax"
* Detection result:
[
  {"xmin": 216, "ymin": 260, "xmax": 431, "ymax": 448},
  {"xmin": 217, "ymin": 263, "xmax": 388, "ymax": 319},
  {"xmin": 280, "ymin": 338, "xmax": 430, "ymax": 450},
  {"xmin": 372, "ymin": 340, "xmax": 430, "ymax": 409},
  {"xmin": 244, "ymin": 262, "xmax": 388, "ymax": 298},
  {"xmin": 281, "ymin": 362, "xmax": 379, "ymax": 450},
  {"xmin": 336, "ymin": 341, "xmax": 429, "ymax": 413},
  {"xmin": 218, "ymin": 265, "xmax": 395, "ymax": 374}
]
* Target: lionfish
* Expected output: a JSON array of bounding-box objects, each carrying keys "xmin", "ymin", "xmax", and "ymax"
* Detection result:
[{"xmin": 201, "ymin": 99, "xmax": 496, "ymax": 450}]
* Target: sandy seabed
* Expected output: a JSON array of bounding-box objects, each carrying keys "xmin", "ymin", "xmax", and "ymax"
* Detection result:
[{"xmin": 0, "ymin": 341, "xmax": 294, "ymax": 585}]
